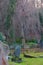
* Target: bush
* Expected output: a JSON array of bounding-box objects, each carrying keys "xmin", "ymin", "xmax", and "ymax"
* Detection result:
[
  {"xmin": 16, "ymin": 38, "xmax": 22, "ymax": 44},
  {"xmin": 26, "ymin": 39, "xmax": 37, "ymax": 43}
]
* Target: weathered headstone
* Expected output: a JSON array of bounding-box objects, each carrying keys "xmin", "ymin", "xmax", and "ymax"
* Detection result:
[
  {"xmin": 40, "ymin": 40, "xmax": 43, "ymax": 48},
  {"xmin": 14, "ymin": 45, "xmax": 21, "ymax": 58},
  {"xmin": 12, "ymin": 45, "xmax": 22, "ymax": 62}
]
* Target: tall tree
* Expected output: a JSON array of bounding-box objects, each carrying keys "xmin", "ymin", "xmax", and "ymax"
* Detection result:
[
  {"xmin": 4, "ymin": 0, "xmax": 17, "ymax": 45},
  {"xmin": 39, "ymin": 12, "xmax": 43, "ymax": 48}
]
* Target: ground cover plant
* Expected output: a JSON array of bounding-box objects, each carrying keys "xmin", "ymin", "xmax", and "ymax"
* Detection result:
[{"xmin": 9, "ymin": 52, "xmax": 43, "ymax": 65}]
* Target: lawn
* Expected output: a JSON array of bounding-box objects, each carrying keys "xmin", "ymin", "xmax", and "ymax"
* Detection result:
[{"xmin": 9, "ymin": 52, "xmax": 43, "ymax": 65}]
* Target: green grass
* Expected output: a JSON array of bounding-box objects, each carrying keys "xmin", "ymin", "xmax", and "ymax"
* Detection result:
[{"xmin": 9, "ymin": 52, "xmax": 43, "ymax": 65}]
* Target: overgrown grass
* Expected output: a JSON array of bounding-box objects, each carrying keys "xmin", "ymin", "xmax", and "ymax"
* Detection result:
[{"xmin": 9, "ymin": 52, "xmax": 43, "ymax": 65}]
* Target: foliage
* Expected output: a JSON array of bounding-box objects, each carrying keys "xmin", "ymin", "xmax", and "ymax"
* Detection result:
[
  {"xmin": 9, "ymin": 30, "xmax": 14, "ymax": 38},
  {"xmin": 26, "ymin": 39, "xmax": 37, "ymax": 44},
  {"xmin": 25, "ymin": 39, "xmax": 37, "ymax": 48},
  {"xmin": 0, "ymin": 32, "xmax": 6, "ymax": 41},
  {"xmin": 16, "ymin": 38, "xmax": 22, "ymax": 44}
]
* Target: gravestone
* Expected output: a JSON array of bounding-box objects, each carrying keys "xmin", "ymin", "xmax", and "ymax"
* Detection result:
[
  {"xmin": 14, "ymin": 45, "xmax": 21, "ymax": 58},
  {"xmin": 12, "ymin": 45, "xmax": 22, "ymax": 62},
  {"xmin": 40, "ymin": 40, "xmax": 43, "ymax": 48}
]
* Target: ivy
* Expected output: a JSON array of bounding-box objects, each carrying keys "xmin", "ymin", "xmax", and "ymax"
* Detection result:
[
  {"xmin": 5, "ymin": 0, "xmax": 16, "ymax": 30},
  {"xmin": 39, "ymin": 12, "xmax": 43, "ymax": 40},
  {"xmin": 4, "ymin": 0, "xmax": 17, "ymax": 43},
  {"xmin": 39, "ymin": 12, "xmax": 43, "ymax": 26}
]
